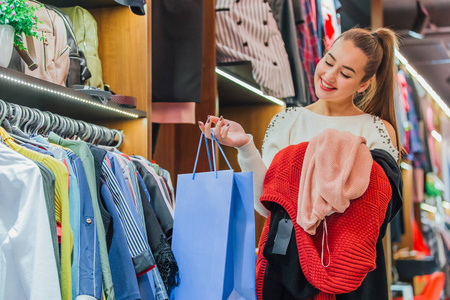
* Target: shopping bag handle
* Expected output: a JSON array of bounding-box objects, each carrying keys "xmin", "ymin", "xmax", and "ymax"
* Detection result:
[{"xmin": 192, "ymin": 130, "xmax": 233, "ymax": 180}]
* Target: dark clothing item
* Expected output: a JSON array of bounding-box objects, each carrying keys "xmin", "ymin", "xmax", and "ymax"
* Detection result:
[
  {"xmin": 262, "ymin": 149, "xmax": 403, "ymax": 300},
  {"xmin": 134, "ymin": 161, "xmax": 174, "ymax": 238},
  {"xmin": 137, "ymin": 173, "xmax": 179, "ymax": 291},
  {"xmin": 87, "ymin": 144, "xmax": 113, "ymax": 250},
  {"xmin": 152, "ymin": 0, "xmax": 203, "ymax": 103}
]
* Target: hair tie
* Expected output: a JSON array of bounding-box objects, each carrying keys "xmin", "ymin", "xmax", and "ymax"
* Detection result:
[{"xmin": 372, "ymin": 32, "xmax": 381, "ymax": 44}]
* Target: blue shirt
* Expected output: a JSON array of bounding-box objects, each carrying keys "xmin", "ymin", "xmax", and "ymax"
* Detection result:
[
  {"xmin": 66, "ymin": 151, "xmax": 103, "ymax": 299},
  {"xmin": 100, "ymin": 179, "xmax": 141, "ymax": 300}
]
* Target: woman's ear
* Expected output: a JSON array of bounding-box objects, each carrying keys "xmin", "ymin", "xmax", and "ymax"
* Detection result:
[{"xmin": 357, "ymin": 77, "xmax": 374, "ymax": 93}]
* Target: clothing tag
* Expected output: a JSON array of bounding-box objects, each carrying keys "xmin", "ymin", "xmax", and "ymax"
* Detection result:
[{"xmin": 272, "ymin": 218, "xmax": 293, "ymax": 255}]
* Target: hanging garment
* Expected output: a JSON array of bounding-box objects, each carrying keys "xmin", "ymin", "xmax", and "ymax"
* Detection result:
[
  {"xmin": 134, "ymin": 160, "xmax": 174, "ymax": 238},
  {"xmin": 320, "ymin": 0, "xmax": 341, "ymax": 50},
  {"xmin": 0, "ymin": 128, "xmax": 72, "ymax": 300},
  {"xmin": 296, "ymin": 0, "xmax": 321, "ymax": 102},
  {"xmin": 0, "ymin": 142, "xmax": 61, "ymax": 299},
  {"xmin": 101, "ymin": 156, "xmax": 156, "ymax": 276},
  {"xmin": 266, "ymin": 0, "xmax": 310, "ymax": 106},
  {"xmin": 152, "ymin": 0, "xmax": 203, "ymax": 103},
  {"xmin": 216, "ymin": 0, "xmax": 295, "ymax": 98},
  {"xmin": 100, "ymin": 178, "xmax": 142, "ymax": 300},
  {"xmin": 66, "ymin": 150, "xmax": 103, "ymax": 300},
  {"xmin": 48, "ymin": 132, "xmax": 115, "ymax": 300}
]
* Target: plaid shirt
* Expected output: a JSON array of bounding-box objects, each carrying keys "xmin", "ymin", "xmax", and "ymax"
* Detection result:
[{"xmin": 296, "ymin": 0, "xmax": 322, "ymax": 103}]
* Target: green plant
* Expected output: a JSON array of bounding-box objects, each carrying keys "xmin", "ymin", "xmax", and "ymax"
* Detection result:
[{"xmin": 0, "ymin": 0, "xmax": 40, "ymax": 49}]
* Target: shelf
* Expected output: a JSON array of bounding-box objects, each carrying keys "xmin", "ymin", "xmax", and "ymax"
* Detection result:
[
  {"xmin": 40, "ymin": 0, "xmax": 121, "ymax": 9},
  {"xmin": 0, "ymin": 67, "xmax": 146, "ymax": 122},
  {"xmin": 217, "ymin": 61, "xmax": 285, "ymax": 107}
]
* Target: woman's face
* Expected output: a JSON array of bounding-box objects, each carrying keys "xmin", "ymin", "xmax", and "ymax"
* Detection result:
[{"xmin": 314, "ymin": 39, "xmax": 371, "ymax": 103}]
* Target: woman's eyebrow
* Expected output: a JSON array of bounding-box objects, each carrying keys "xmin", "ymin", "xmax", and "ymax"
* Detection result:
[{"xmin": 327, "ymin": 53, "xmax": 356, "ymax": 74}]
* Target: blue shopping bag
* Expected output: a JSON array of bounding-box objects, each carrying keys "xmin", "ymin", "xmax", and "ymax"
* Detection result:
[{"xmin": 171, "ymin": 132, "xmax": 256, "ymax": 300}]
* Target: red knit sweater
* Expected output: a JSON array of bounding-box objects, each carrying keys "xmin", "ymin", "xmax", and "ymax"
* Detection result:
[{"xmin": 256, "ymin": 142, "xmax": 392, "ymax": 299}]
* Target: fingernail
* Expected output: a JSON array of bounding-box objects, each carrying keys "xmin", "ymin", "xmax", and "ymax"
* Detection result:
[
  {"xmin": 226, "ymin": 123, "xmax": 230, "ymax": 127},
  {"xmin": 219, "ymin": 116, "xmax": 223, "ymax": 121},
  {"xmin": 206, "ymin": 117, "xmax": 210, "ymax": 123},
  {"xmin": 198, "ymin": 121, "xmax": 202, "ymax": 126}
]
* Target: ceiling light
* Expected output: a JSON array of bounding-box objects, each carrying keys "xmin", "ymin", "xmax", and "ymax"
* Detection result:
[{"xmin": 409, "ymin": 1, "xmax": 430, "ymax": 39}]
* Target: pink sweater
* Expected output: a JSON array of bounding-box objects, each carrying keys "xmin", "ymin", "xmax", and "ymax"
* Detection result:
[{"xmin": 297, "ymin": 129, "xmax": 373, "ymax": 234}]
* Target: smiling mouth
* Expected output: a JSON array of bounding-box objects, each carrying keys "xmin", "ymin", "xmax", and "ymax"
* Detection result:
[{"xmin": 321, "ymin": 78, "xmax": 336, "ymax": 90}]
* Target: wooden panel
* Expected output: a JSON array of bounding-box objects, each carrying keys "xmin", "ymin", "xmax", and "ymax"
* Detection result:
[
  {"xmin": 147, "ymin": 3, "xmax": 153, "ymax": 158},
  {"xmin": 101, "ymin": 118, "xmax": 148, "ymax": 157},
  {"xmin": 90, "ymin": 6, "xmax": 150, "ymax": 158},
  {"xmin": 90, "ymin": 7, "xmax": 148, "ymax": 112},
  {"xmin": 219, "ymin": 104, "xmax": 284, "ymax": 245},
  {"xmin": 371, "ymin": 0, "xmax": 383, "ymax": 29}
]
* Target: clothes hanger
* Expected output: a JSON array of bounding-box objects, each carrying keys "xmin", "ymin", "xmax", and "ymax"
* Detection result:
[
  {"xmin": 112, "ymin": 129, "xmax": 124, "ymax": 149},
  {"xmin": 0, "ymin": 100, "xmax": 8, "ymax": 126}
]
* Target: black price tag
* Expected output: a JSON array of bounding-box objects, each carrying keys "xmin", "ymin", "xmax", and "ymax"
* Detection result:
[{"xmin": 272, "ymin": 218, "xmax": 293, "ymax": 255}]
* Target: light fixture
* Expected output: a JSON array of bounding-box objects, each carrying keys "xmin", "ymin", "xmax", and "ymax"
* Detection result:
[
  {"xmin": 215, "ymin": 67, "xmax": 285, "ymax": 106},
  {"xmin": 409, "ymin": 1, "xmax": 430, "ymax": 39},
  {"xmin": 394, "ymin": 50, "xmax": 450, "ymax": 119},
  {"xmin": 431, "ymin": 130, "xmax": 442, "ymax": 142}
]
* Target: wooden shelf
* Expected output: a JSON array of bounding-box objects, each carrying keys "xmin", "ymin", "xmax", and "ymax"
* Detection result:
[
  {"xmin": 217, "ymin": 61, "xmax": 284, "ymax": 107},
  {"xmin": 40, "ymin": 0, "xmax": 121, "ymax": 9},
  {"xmin": 0, "ymin": 67, "xmax": 146, "ymax": 122}
]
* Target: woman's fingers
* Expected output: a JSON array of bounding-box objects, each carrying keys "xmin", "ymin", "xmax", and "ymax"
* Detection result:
[
  {"xmin": 214, "ymin": 116, "xmax": 225, "ymax": 140},
  {"xmin": 221, "ymin": 123, "xmax": 230, "ymax": 140}
]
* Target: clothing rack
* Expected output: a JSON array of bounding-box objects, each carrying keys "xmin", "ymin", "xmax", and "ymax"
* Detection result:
[{"xmin": 0, "ymin": 99, "xmax": 123, "ymax": 148}]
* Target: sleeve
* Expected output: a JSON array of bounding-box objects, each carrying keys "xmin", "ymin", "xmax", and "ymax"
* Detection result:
[{"xmin": 236, "ymin": 109, "xmax": 293, "ymax": 217}]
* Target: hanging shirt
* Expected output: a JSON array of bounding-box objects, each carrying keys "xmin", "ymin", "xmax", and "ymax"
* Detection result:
[
  {"xmin": 0, "ymin": 142, "xmax": 61, "ymax": 299},
  {"xmin": 216, "ymin": 0, "xmax": 295, "ymax": 98},
  {"xmin": 296, "ymin": 0, "xmax": 322, "ymax": 102},
  {"xmin": 0, "ymin": 128, "xmax": 72, "ymax": 300},
  {"xmin": 320, "ymin": 0, "xmax": 341, "ymax": 50},
  {"xmin": 47, "ymin": 132, "xmax": 115, "ymax": 300}
]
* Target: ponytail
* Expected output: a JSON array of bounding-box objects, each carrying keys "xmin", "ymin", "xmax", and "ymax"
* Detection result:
[{"xmin": 337, "ymin": 27, "xmax": 403, "ymax": 155}]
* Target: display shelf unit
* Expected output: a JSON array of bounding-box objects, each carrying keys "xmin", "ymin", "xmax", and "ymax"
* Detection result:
[
  {"xmin": 217, "ymin": 61, "xmax": 284, "ymax": 107},
  {"xmin": 41, "ymin": 0, "xmax": 120, "ymax": 9},
  {"xmin": 0, "ymin": 67, "xmax": 146, "ymax": 121}
]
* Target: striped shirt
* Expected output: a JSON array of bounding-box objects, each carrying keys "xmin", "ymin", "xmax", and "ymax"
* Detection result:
[
  {"xmin": 101, "ymin": 160, "xmax": 155, "ymax": 273},
  {"xmin": 216, "ymin": 0, "xmax": 295, "ymax": 98}
]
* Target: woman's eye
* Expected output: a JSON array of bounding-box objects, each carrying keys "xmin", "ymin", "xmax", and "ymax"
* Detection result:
[
  {"xmin": 341, "ymin": 72, "xmax": 350, "ymax": 79},
  {"xmin": 325, "ymin": 61, "xmax": 333, "ymax": 67}
]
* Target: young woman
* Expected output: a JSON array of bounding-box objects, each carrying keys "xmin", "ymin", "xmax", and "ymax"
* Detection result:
[{"xmin": 199, "ymin": 27, "xmax": 402, "ymax": 300}]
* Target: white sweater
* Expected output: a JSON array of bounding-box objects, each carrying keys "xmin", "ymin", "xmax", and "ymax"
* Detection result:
[{"xmin": 236, "ymin": 107, "xmax": 399, "ymax": 217}]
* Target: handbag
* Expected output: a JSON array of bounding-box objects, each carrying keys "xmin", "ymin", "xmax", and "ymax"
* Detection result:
[{"xmin": 171, "ymin": 131, "xmax": 257, "ymax": 300}]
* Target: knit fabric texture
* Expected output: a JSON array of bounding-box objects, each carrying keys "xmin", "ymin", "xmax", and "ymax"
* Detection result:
[
  {"xmin": 297, "ymin": 129, "xmax": 373, "ymax": 234},
  {"xmin": 257, "ymin": 142, "xmax": 392, "ymax": 298}
]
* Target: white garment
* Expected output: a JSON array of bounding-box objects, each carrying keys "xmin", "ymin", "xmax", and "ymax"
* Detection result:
[
  {"xmin": 0, "ymin": 143, "xmax": 61, "ymax": 300},
  {"xmin": 236, "ymin": 107, "xmax": 399, "ymax": 217}
]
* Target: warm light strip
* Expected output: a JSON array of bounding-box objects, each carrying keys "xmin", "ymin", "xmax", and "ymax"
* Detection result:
[
  {"xmin": 400, "ymin": 162, "xmax": 412, "ymax": 170},
  {"xmin": 215, "ymin": 67, "xmax": 286, "ymax": 106},
  {"xmin": 431, "ymin": 130, "xmax": 443, "ymax": 142},
  {"xmin": 0, "ymin": 74, "xmax": 139, "ymax": 118},
  {"xmin": 443, "ymin": 201, "xmax": 450, "ymax": 209},
  {"xmin": 395, "ymin": 49, "xmax": 450, "ymax": 118},
  {"xmin": 420, "ymin": 203, "xmax": 437, "ymax": 214}
]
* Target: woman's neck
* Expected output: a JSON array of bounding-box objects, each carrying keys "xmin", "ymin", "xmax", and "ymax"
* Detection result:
[{"xmin": 306, "ymin": 99, "xmax": 365, "ymax": 116}]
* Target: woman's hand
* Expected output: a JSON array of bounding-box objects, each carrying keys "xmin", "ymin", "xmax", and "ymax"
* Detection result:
[{"xmin": 198, "ymin": 116, "xmax": 250, "ymax": 148}]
